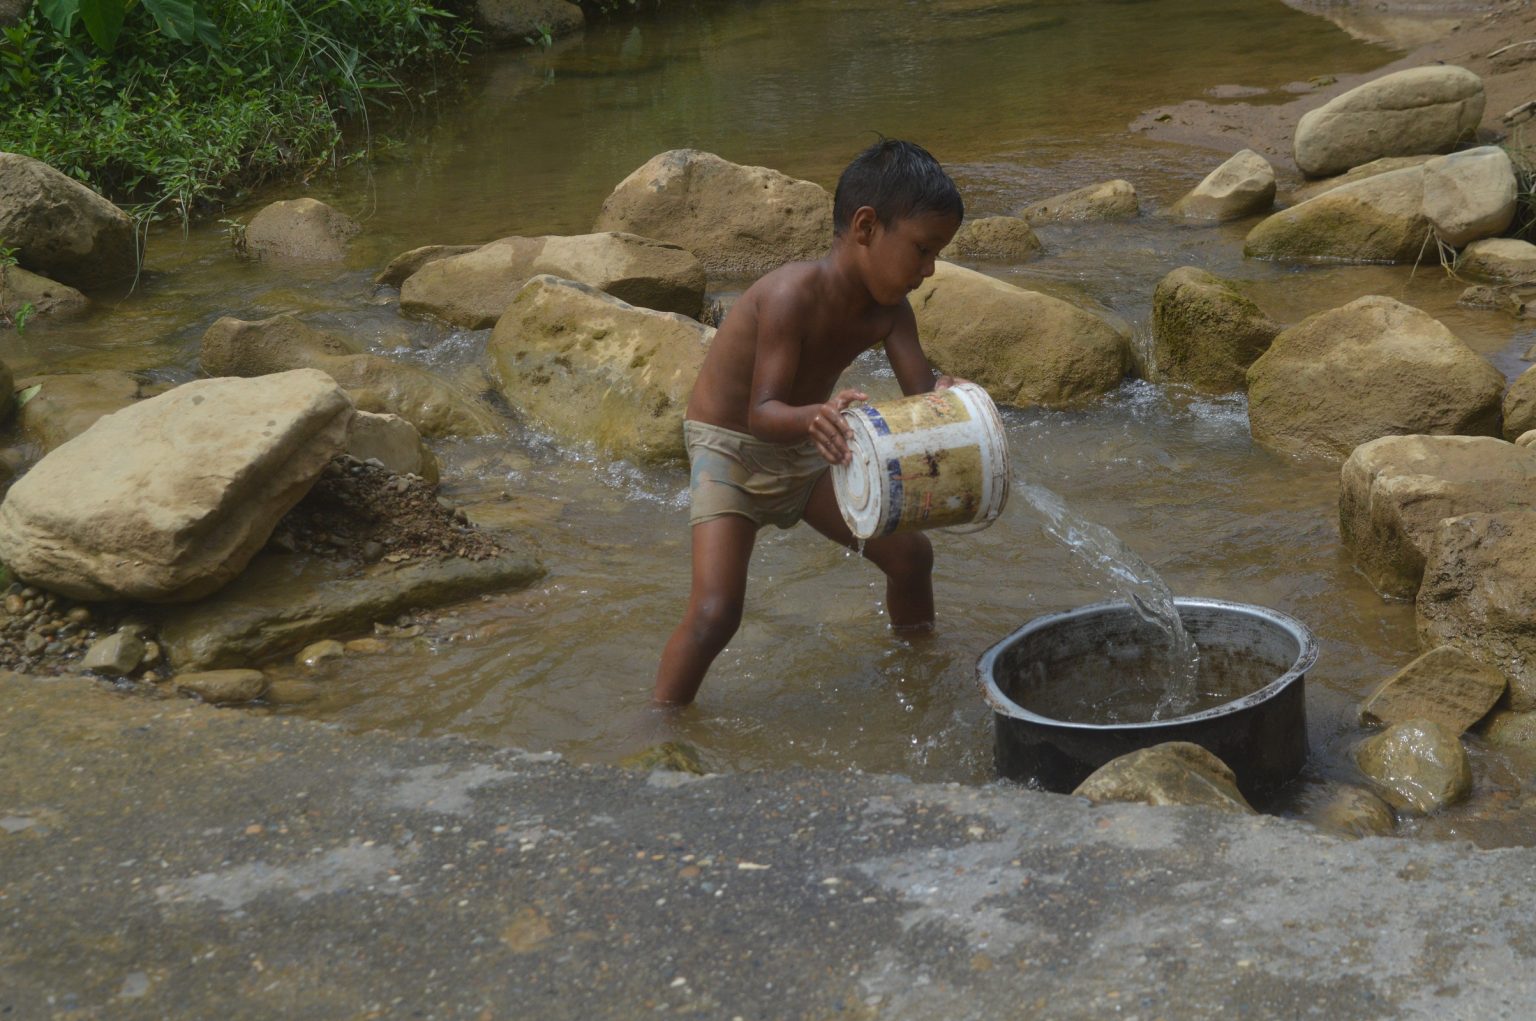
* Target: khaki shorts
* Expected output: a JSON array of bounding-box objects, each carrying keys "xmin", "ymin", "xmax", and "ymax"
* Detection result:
[{"xmin": 684, "ymin": 420, "xmax": 829, "ymax": 530}]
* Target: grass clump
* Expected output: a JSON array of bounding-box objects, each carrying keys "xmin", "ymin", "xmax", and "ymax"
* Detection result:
[{"xmin": 0, "ymin": 0, "xmax": 477, "ymax": 225}]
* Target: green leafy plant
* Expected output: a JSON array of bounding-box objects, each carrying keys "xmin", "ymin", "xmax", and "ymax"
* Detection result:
[
  {"xmin": 219, "ymin": 216, "xmax": 249, "ymax": 260},
  {"xmin": 0, "ymin": 241, "xmax": 34, "ymax": 333},
  {"xmin": 525, "ymin": 21, "xmax": 554, "ymax": 49},
  {"xmin": 0, "ymin": 0, "xmax": 476, "ymax": 225}
]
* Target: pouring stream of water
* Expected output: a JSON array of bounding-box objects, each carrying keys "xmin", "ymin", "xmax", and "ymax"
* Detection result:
[{"xmin": 1016, "ymin": 481, "xmax": 1201, "ymax": 718}]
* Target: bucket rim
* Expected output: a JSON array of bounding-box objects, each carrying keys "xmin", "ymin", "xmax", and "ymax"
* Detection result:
[{"xmin": 976, "ymin": 597, "xmax": 1319, "ymax": 731}]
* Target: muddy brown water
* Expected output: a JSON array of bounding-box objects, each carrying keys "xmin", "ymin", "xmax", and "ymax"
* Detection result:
[{"xmin": 7, "ymin": 0, "xmax": 1536, "ymax": 845}]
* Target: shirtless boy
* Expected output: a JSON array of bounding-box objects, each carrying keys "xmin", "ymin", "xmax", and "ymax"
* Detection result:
[{"xmin": 653, "ymin": 139, "xmax": 964, "ymax": 706}]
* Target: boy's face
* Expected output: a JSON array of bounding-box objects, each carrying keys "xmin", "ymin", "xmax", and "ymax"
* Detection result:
[{"xmin": 854, "ymin": 207, "xmax": 961, "ymax": 306}]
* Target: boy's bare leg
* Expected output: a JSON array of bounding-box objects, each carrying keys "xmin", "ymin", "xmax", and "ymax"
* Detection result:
[
  {"xmin": 653, "ymin": 514, "xmax": 758, "ymax": 705},
  {"xmin": 800, "ymin": 475, "xmax": 935, "ymax": 629}
]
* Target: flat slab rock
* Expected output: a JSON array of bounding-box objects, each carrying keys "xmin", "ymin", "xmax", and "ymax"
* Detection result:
[
  {"xmin": 155, "ymin": 550, "xmax": 543, "ymax": 670},
  {"xmin": 1358, "ymin": 645, "xmax": 1506, "ymax": 734}
]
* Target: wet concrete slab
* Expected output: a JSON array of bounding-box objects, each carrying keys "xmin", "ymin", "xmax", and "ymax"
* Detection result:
[{"xmin": 2, "ymin": 671, "xmax": 1533, "ymax": 1020}]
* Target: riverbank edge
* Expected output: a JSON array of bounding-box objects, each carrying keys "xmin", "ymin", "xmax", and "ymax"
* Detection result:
[
  {"xmin": 1136, "ymin": 0, "xmax": 1536, "ymax": 180},
  {"xmin": 3, "ymin": 670, "xmax": 1533, "ymax": 1019}
]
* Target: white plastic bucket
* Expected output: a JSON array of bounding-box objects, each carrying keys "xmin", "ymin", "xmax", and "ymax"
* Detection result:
[{"xmin": 832, "ymin": 382, "xmax": 1011, "ymax": 540}]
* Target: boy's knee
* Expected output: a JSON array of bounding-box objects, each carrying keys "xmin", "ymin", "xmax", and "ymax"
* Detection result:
[
  {"xmin": 872, "ymin": 533, "xmax": 933, "ymax": 580},
  {"xmin": 689, "ymin": 595, "xmax": 743, "ymax": 647}
]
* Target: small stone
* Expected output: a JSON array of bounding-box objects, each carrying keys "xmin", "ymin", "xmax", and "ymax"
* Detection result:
[
  {"xmin": 344, "ymin": 637, "xmax": 391, "ymax": 655},
  {"xmin": 1073, "ymin": 742, "xmax": 1255, "ymax": 813},
  {"xmin": 1477, "ymin": 709, "xmax": 1536, "ymax": 752},
  {"xmin": 22, "ymin": 632, "xmax": 46, "ymax": 655},
  {"xmin": 1354, "ymin": 718, "xmax": 1472, "ymax": 815},
  {"xmin": 1307, "ymin": 784, "xmax": 1397, "ymax": 838},
  {"xmin": 82, "ymin": 631, "xmax": 146, "ymax": 676},
  {"xmin": 4, "ymin": 595, "xmax": 24, "ymax": 615},
  {"xmin": 174, "ymin": 669, "xmax": 269, "ymax": 705},
  {"xmin": 1359, "ymin": 646, "xmax": 1506, "ymax": 735},
  {"xmin": 295, "ymin": 639, "xmax": 345, "ymax": 668},
  {"xmin": 620, "ymin": 742, "xmax": 708, "ymax": 775},
  {"xmin": 265, "ymin": 679, "xmax": 321, "ymax": 704},
  {"xmin": 66, "ymin": 606, "xmax": 91, "ymax": 625},
  {"xmin": 140, "ymin": 641, "xmax": 162, "ymax": 668},
  {"xmin": 360, "ymin": 541, "xmax": 386, "ymax": 563}
]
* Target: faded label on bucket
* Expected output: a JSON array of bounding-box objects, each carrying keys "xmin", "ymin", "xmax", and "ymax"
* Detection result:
[
  {"xmin": 882, "ymin": 444, "xmax": 984, "ymax": 534},
  {"xmin": 864, "ymin": 390, "xmax": 972, "ymax": 438}
]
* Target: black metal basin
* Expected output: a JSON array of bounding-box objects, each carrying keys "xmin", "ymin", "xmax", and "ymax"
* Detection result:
[{"xmin": 978, "ymin": 598, "xmax": 1317, "ymax": 801}]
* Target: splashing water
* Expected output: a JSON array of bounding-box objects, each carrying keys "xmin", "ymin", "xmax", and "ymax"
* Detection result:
[{"xmin": 1017, "ymin": 482, "xmax": 1201, "ymax": 717}]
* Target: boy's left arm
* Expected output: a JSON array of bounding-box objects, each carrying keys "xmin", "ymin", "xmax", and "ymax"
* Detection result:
[{"xmin": 885, "ymin": 303, "xmax": 961, "ymax": 395}]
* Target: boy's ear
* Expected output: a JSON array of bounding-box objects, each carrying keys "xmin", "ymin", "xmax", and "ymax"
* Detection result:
[{"xmin": 850, "ymin": 205, "xmax": 880, "ymax": 244}]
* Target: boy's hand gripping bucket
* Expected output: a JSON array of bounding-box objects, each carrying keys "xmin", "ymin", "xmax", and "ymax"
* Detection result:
[{"xmin": 831, "ymin": 382, "xmax": 1011, "ymax": 540}]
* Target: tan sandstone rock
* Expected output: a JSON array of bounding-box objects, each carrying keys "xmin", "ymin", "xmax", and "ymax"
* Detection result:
[
  {"xmin": 1338, "ymin": 435, "xmax": 1536, "ymax": 598},
  {"xmin": 940, "ymin": 215, "xmax": 1041, "ymax": 262},
  {"xmin": 1293, "ymin": 65, "xmax": 1484, "ymax": 178},
  {"xmin": 1306, "ymin": 783, "xmax": 1397, "ymax": 838},
  {"xmin": 347, "ymin": 411, "xmax": 438, "ymax": 485},
  {"xmin": 174, "ymin": 669, "xmax": 270, "ymax": 705},
  {"xmin": 1244, "ymin": 163, "xmax": 1430, "ymax": 264},
  {"xmin": 1148, "ymin": 266, "xmax": 1278, "ymax": 392},
  {"xmin": 1289, "ymin": 155, "xmax": 1436, "ymax": 203},
  {"xmin": 1354, "ymin": 718, "xmax": 1471, "ymax": 815},
  {"xmin": 593, "ymin": 150, "xmax": 833, "ymax": 277},
  {"xmin": 1246, "ymin": 296, "xmax": 1503, "ymax": 461},
  {"xmin": 375, "ymin": 244, "xmax": 479, "ymax": 289},
  {"xmin": 399, "ymin": 232, "xmax": 705, "ymax": 329},
  {"xmin": 1477, "ymin": 709, "xmax": 1536, "ymax": 753},
  {"xmin": 0, "ymin": 369, "xmax": 354, "ymax": 602},
  {"xmin": 1019, "ymin": 179, "xmax": 1138, "ymax": 225},
  {"xmin": 1458, "ymin": 238, "xmax": 1536, "ymax": 285},
  {"xmin": 1072, "ymin": 742, "xmax": 1255, "ymax": 814},
  {"xmin": 474, "ymin": 0, "xmax": 583, "ymax": 45},
  {"xmin": 487, "ymin": 275, "xmax": 714, "ymax": 464},
  {"xmin": 1502, "ymin": 364, "xmax": 1536, "ymax": 441},
  {"xmin": 910, "ymin": 261, "xmax": 1129, "ymax": 408},
  {"xmin": 0, "ymin": 152, "xmax": 138, "ymax": 290},
  {"xmin": 1168, "ymin": 149, "xmax": 1275, "ymax": 221},
  {"xmin": 1418, "ymin": 511, "xmax": 1536, "ymax": 711},
  {"xmin": 200, "ymin": 314, "xmax": 501, "ymax": 438},
  {"xmin": 247, "ymin": 198, "xmax": 360, "ymax": 262},
  {"xmin": 1421, "ymin": 146, "xmax": 1517, "ymax": 249},
  {"xmin": 0, "ymin": 265, "xmax": 88, "ymax": 321},
  {"xmin": 1359, "ymin": 645, "xmax": 1505, "ymax": 734},
  {"xmin": 15, "ymin": 371, "xmax": 173, "ymax": 452}
]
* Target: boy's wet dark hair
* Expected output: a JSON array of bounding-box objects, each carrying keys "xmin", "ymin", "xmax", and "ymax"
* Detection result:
[{"xmin": 832, "ymin": 139, "xmax": 964, "ymax": 236}]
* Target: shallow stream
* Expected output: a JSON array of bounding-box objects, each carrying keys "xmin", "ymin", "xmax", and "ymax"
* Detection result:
[{"xmin": 8, "ymin": 0, "xmax": 1536, "ymax": 845}]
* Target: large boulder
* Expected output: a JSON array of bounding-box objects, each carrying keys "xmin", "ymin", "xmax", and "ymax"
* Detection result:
[
  {"xmin": 15, "ymin": 370, "xmax": 173, "ymax": 452},
  {"xmin": 1353, "ymin": 718, "xmax": 1471, "ymax": 816},
  {"xmin": 910, "ymin": 261, "xmax": 1130, "ymax": 408},
  {"xmin": 1244, "ymin": 163, "xmax": 1429, "ymax": 264},
  {"xmin": 487, "ymin": 275, "xmax": 713, "ymax": 464},
  {"xmin": 1019, "ymin": 179, "xmax": 1138, "ymax": 225},
  {"xmin": 399, "ymin": 232, "xmax": 706, "ymax": 329},
  {"xmin": 1168, "ymin": 150, "xmax": 1275, "ymax": 222},
  {"xmin": 1338, "ymin": 435, "xmax": 1536, "ymax": 598},
  {"xmin": 156, "ymin": 549, "xmax": 543, "ymax": 670},
  {"xmin": 0, "ymin": 370, "xmax": 354, "ymax": 602},
  {"xmin": 1504, "ymin": 365, "xmax": 1536, "ymax": 441},
  {"xmin": 940, "ymin": 215, "xmax": 1041, "ymax": 262},
  {"xmin": 0, "ymin": 265, "xmax": 88, "ymax": 321},
  {"xmin": 1418, "ymin": 510, "xmax": 1536, "ymax": 711},
  {"xmin": 0, "ymin": 152, "xmax": 137, "ymax": 290},
  {"xmin": 246, "ymin": 198, "xmax": 360, "ymax": 262},
  {"xmin": 1245, "ymin": 296, "xmax": 1504, "ymax": 460},
  {"xmin": 1293, "ymin": 65, "xmax": 1484, "ymax": 178},
  {"xmin": 593, "ymin": 150, "xmax": 833, "ymax": 277},
  {"xmin": 1072, "ymin": 742, "xmax": 1255, "ymax": 814},
  {"xmin": 1288, "ymin": 155, "xmax": 1436, "ymax": 203},
  {"xmin": 375, "ymin": 244, "xmax": 479, "ymax": 289},
  {"xmin": 201, "ymin": 315, "xmax": 502, "ymax": 438},
  {"xmin": 1421, "ymin": 146, "xmax": 1517, "ymax": 248},
  {"xmin": 473, "ymin": 0, "xmax": 583, "ymax": 45},
  {"xmin": 1358, "ymin": 645, "xmax": 1506, "ymax": 735},
  {"xmin": 1147, "ymin": 266, "xmax": 1278, "ymax": 392},
  {"xmin": 1458, "ymin": 238, "xmax": 1536, "ymax": 284}
]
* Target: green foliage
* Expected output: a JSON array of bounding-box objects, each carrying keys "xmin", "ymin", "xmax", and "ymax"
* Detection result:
[
  {"xmin": 1504, "ymin": 136, "xmax": 1536, "ymax": 242},
  {"xmin": 0, "ymin": 241, "xmax": 34, "ymax": 333},
  {"xmin": 0, "ymin": 0, "xmax": 475, "ymax": 224}
]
